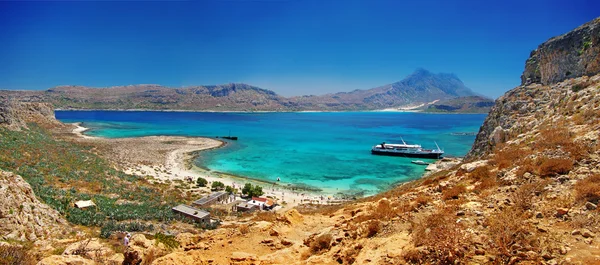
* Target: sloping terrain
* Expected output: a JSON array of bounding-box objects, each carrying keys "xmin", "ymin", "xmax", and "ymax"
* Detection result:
[{"xmin": 0, "ymin": 69, "xmax": 489, "ymax": 112}]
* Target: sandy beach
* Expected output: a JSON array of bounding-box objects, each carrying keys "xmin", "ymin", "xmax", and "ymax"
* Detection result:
[{"xmin": 70, "ymin": 123, "xmax": 344, "ymax": 210}]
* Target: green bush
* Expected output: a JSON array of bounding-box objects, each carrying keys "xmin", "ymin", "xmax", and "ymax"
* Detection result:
[
  {"xmin": 242, "ymin": 183, "xmax": 264, "ymax": 197},
  {"xmin": 196, "ymin": 177, "xmax": 208, "ymax": 187},
  {"xmin": 211, "ymin": 181, "xmax": 225, "ymax": 190}
]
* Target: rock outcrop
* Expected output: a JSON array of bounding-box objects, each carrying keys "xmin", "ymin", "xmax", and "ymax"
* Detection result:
[
  {"xmin": 0, "ymin": 99, "xmax": 60, "ymax": 130},
  {"xmin": 521, "ymin": 17, "xmax": 600, "ymax": 86},
  {"xmin": 468, "ymin": 16, "xmax": 600, "ymax": 160},
  {"xmin": 0, "ymin": 170, "xmax": 71, "ymax": 241}
]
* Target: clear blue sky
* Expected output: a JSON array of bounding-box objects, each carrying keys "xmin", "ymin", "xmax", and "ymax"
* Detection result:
[{"xmin": 1, "ymin": 0, "xmax": 598, "ymax": 98}]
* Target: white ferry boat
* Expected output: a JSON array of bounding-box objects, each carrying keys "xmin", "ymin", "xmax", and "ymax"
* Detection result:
[{"xmin": 371, "ymin": 138, "xmax": 444, "ymax": 159}]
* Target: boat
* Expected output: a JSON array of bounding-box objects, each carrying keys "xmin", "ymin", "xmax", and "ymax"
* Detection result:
[
  {"xmin": 411, "ymin": 160, "xmax": 429, "ymax": 165},
  {"xmin": 219, "ymin": 130, "xmax": 238, "ymax": 140},
  {"xmin": 371, "ymin": 138, "xmax": 444, "ymax": 159}
]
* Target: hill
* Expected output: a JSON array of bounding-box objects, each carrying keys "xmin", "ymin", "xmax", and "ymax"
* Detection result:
[
  {"xmin": 421, "ymin": 95, "xmax": 495, "ymax": 113},
  {"xmin": 0, "ymin": 69, "xmax": 490, "ymax": 112}
]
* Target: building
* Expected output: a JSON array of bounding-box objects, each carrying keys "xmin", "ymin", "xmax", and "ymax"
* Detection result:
[
  {"xmin": 74, "ymin": 200, "xmax": 96, "ymax": 209},
  {"xmin": 192, "ymin": 191, "xmax": 230, "ymax": 208},
  {"xmin": 235, "ymin": 202, "xmax": 258, "ymax": 213},
  {"xmin": 251, "ymin": 197, "xmax": 276, "ymax": 210},
  {"xmin": 172, "ymin": 204, "xmax": 210, "ymax": 223}
]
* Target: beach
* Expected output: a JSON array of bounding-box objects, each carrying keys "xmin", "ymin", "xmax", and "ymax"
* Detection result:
[{"xmin": 69, "ymin": 123, "xmax": 340, "ymax": 210}]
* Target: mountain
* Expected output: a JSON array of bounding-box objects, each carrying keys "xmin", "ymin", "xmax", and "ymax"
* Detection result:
[
  {"xmin": 0, "ymin": 69, "xmax": 490, "ymax": 112},
  {"xmin": 290, "ymin": 68, "xmax": 483, "ymax": 110}
]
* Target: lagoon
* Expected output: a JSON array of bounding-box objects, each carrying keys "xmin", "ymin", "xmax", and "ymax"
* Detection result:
[{"xmin": 56, "ymin": 111, "xmax": 486, "ymax": 196}]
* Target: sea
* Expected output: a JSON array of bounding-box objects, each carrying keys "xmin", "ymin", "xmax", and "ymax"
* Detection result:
[{"xmin": 56, "ymin": 111, "xmax": 486, "ymax": 196}]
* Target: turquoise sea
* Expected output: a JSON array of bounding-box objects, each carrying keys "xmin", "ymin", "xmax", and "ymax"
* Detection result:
[{"xmin": 56, "ymin": 111, "xmax": 486, "ymax": 196}]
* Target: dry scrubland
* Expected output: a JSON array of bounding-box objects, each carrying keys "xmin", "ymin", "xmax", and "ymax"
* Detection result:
[{"xmin": 1, "ymin": 17, "xmax": 600, "ymax": 265}]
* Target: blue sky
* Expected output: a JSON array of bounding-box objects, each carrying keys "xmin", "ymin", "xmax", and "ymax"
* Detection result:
[{"xmin": 0, "ymin": 0, "xmax": 598, "ymax": 98}]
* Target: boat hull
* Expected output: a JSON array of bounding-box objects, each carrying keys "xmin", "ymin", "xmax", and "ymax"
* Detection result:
[{"xmin": 371, "ymin": 149, "xmax": 443, "ymax": 159}]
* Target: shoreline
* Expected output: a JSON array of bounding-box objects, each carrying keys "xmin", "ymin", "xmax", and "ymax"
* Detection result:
[
  {"xmin": 55, "ymin": 108, "xmax": 490, "ymax": 114},
  {"xmin": 70, "ymin": 123, "xmax": 341, "ymax": 209}
]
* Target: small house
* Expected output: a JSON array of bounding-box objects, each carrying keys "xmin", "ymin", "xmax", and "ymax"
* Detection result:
[
  {"xmin": 235, "ymin": 202, "xmax": 258, "ymax": 213},
  {"xmin": 192, "ymin": 191, "xmax": 229, "ymax": 208},
  {"xmin": 172, "ymin": 204, "xmax": 210, "ymax": 223}
]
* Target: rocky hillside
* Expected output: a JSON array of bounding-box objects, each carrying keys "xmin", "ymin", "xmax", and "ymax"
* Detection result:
[
  {"xmin": 0, "ymin": 69, "xmax": 489, "ymax": 112},
  {"xmin": 469, "ymin": 17, "xmax": 600, "ymax": 160},
  {"xmin": 0, "ymin": 170, "xmax": 72, "ymax": 241},
  {"xmin": 422, "ymin": 96, "xmax": 495, "ymax": 113}
]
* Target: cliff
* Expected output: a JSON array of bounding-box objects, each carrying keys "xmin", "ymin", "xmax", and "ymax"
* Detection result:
[
  {"xmin": 468, "ymin": 17, "xmax": 600, "ymax": 160},
  {"xmin": 0, "ymin": 98, "xmax": 60, "ymax": 130},
  {"xmin": 521, "ymin": 18, "xmax": 600, "ymax": 86}
]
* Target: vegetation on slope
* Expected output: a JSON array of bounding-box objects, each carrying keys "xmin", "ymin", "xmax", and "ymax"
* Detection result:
[{"xmin": 0, "ymin": 124, "xmax": 185, "ymax": 236}]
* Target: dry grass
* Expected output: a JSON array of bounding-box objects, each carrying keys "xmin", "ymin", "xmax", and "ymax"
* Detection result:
[
  {"xmin": 492, "ymin": 144, "xmax": 528, "ymax": 169},
  {"xmin": 365, "ymin": 220, "xmax": 381, "ymax": 238},
  {"xmin": 239, "ymin": 224, "xmax": 250, "ymax": 235},
  {"xmin": 408, "ymin": 207, "xmax": 470, "ymax": 264},
  {"xmin": 442, "ymin": 184, "xmax": 466, "ymax": 200},
  {"xmin": 574, "ymin": 174, "xmax": 600, "ymax": 204},
  {"xmin": 252, "ymin": 211, "xmax": 278, "ymax": 222},
  {"xmin": 486, "ymin": 206, "xmax": 561, "ymax": 264},
  {"xmin": 512, "ymin": 179, "xmax": 551, "ymax": 213},
  {"xmin": 0, "ymin": 244, "xmax": 36, "ymax": 265},
  {"xmin": 536, "ymin": 157, "xmax": 574, "ymax": 177}
]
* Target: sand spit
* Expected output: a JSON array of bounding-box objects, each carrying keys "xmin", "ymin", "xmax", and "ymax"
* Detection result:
[{"xmin": 69, "ymin": 123, "xmax": 342, "ymax": 210}]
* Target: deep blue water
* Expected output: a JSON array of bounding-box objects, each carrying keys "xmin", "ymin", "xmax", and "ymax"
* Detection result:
[{"xmin": 56, "ymin": 111, "xmax": 485, "ymax": 195}]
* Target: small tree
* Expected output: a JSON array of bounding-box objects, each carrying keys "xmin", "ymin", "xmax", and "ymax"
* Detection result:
[
  {"xmin": 242, "ymin": 183, "xmax": 264, "ymax": 197},
  {"xmin": 196, "ymin": 177, "xmax": 208, "ymax": 187},
  {"xmin": 225, "ymin": 185, "xmax": 237, "ymax": 194},
  {"xmin": 211, "ymin": 181, "xmax": 225, "ymax": 191},
  {"xmin": 242, "ymin": 183, "xmax": 253, "ymax": 196}
]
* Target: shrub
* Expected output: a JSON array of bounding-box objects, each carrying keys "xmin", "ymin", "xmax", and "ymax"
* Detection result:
[
  {"xmin": 309, "ymin": 234, "xmax": 332, "ymax": 254},
  {"xmin": 154, "ymin": 232, "xmax": 179, "ymax": 250},
  {"xmin": 536, "ymin": 157, "xmax": 573, "ymax": 177},
  {"xmin": 211, "ymin": 181, "xmax": 225, "ymax": 191},
  {"xmin": 575, "ymin": 174, "xmax": 600, "ymax": 204},
  {"xmin": 0, "ymin": 245, "xmax": 35, "ymax": 265},
  {"xmin": 442, "ymin": 184, "xmax": 466, "ymax": 200},
  {"xmin": 196, "ymin": 177, "xmax": 208, "ymax": 187},
  {"xmin": 414, "ymin": 193, "xmax": 431, "ymax": 208},
  {"xmin": 225, "ymin": 185, "xmax": 237, "ymax": 194},
  {"xmin": 410, "ymin": 207, "xmax": 469, "ymax": 264},
  {"xmin": 365, "ymin": 220, "xmax": 381, "ymax": 238}
]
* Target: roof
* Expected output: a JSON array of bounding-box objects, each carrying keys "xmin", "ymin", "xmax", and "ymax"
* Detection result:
[
  {"xmin": 236, "ymin": 202, "xmax": 258, "ymax": 209},
  {"xmin": 74, "ymin": 200, "xmax": 96, "ymax": 208},
  {"xmin": 247, "ymin": 200, "xmax": 265, "ymax": 207},
  {"xmin": 193, "ymin": 191, "xmax": 228, "ymax": 206},
  {"xmin": 172, "ymin": 204, "xmax": 210, "ymax": 219}
]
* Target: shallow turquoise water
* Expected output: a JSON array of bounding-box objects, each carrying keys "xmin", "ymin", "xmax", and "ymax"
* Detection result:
[{"xmin": 56, "ymin": 111, "xmax": 485, "ymax": 196}]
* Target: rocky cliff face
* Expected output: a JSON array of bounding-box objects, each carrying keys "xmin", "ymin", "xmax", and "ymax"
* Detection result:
[
  {"xmin": 521, "ymin": 18, "xmax": 600, "ymax": 86},
  {"xmin": 0, "ymin": 99, "xmax": 60, "ymax": 130},
  {"xmin": 468, "ymin": 17, "xmax": 600, "ymax": 160},
  {"xmin": 0, "ymin": 170, "xmax": 71, "ymax": 241}
]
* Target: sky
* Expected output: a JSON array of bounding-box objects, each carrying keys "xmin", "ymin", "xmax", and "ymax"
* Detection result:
[{"xmin": 0, "ymin": 0, "xmax": 598, "ymax": 98}]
